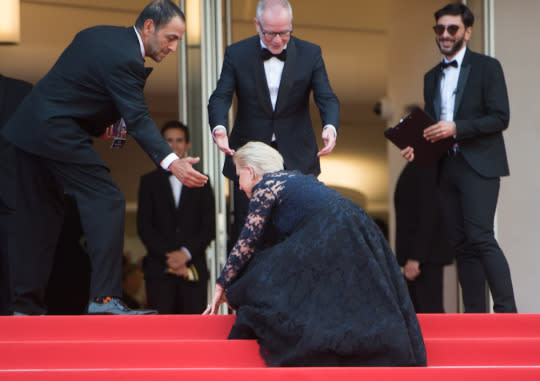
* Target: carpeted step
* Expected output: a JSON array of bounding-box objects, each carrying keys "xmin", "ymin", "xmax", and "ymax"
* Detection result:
[
  {"xmin": 1, "ymin": 366, "xmax": 540, "ymax": 381},
  {"xmin": 2, "ymin": 314, "xmax": 540, "ymax": 342},
  {"xmin": 2, "ymin": 338, "xmax": 540, "ymax": 368}
]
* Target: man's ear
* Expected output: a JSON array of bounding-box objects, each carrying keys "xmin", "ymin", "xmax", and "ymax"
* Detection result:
[{"xmin": 143, "ymin": 19, "xmax": 155, "ymax": 37}]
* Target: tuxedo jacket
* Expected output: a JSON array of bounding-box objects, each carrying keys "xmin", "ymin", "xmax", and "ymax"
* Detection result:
[
  {"xmin": 394, "ymin": 162, "xmax": 453, "ymax": 266},
  {"xmin": 0, "ymin": 75, "xmax": 33, "ymax": 210},
  {"xmin": 208, "ymin": 35, "xmax": 340, "ymax": 179},
  {"xmin": 424, "ymin": 49, "xmax": 510, "ymax": 178},
  {"xmin": 137, "ymin": 169, "xmax": 215, "ymax": 280},
  {"xmin": 2, "ymin": 26, "xmax": 171, "ymax": 168}
]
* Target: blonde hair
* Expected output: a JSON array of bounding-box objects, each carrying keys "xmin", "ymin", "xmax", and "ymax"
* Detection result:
[{"xmin": 233, "ymin": 141, "xmax": 284, "ymax": 176}]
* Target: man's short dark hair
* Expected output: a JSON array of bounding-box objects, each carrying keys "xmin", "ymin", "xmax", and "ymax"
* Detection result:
[
  {"xmin": 161, "ymin": 120, "xmax": 190, "ymax": 142},
  {"xmin": 435, "ymin": 3, "xmax": 475, "ymax": 28},
  {"xmin": 135, "ymin": 0, "xmax": 185, "ymax": 31}
]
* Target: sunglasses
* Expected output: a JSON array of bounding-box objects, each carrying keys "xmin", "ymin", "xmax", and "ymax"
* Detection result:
[{"xmin": 433, "ymin": 24, "xmax": 460, "ymax": 36}]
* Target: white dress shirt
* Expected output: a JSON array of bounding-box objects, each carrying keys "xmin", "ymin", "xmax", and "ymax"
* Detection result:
[{"xmin": 440, "ymin": 46, "xmax": 467, "ymax": 122}]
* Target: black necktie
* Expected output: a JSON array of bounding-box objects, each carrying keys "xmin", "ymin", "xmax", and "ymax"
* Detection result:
[
  {"xmin": 261, "ymin": 48, "xmax": 287, "ymax": 61},
  {"xmin": 441, "ymin": 60, "xmax": 458, "ymax": 69}
]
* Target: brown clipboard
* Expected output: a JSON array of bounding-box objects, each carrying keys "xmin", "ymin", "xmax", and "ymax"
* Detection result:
[{"xmin": 384, "ymin": 107, "xmax": 453, "ymax": 167}]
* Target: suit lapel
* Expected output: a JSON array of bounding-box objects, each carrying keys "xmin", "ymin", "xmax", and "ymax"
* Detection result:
[
  {"xmin": 454, "ymin": 50, "xmax": 471, "ymax": 119},
  {"xmin": 433, "ymin": 69, "xmax": 443, "ymax": 121},
  {"xmin": 274, "ymin": 37, "xmax": 296, "ymax": 115},
  {"xmin": 253, "ymin": 39, "xmax": 273, "ymax": 117}
]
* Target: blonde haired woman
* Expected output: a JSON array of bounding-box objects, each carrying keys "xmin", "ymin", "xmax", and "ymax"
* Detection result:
[{"xmin": 205, "ymin": 142, "xmax": 426, "ymax": 367}]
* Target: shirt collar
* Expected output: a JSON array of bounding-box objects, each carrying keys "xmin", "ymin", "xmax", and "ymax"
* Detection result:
[{"xmin": 133, "ymin": 26, "xmax": 145, "ymax": 58}]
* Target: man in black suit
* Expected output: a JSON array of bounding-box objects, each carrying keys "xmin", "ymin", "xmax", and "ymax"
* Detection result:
[
  {"xmin": 402, "ymin": 3, "xmax": 516, "ymax": 312},
  {"xmin": 2, "ymin": 0, "xmax": 208, "ymax": 315},
  {"xmin": 394, "ymin": 162, "xmax": 455, "ymax": 313},
  {"xmin": 0, "ymin": 75, "xmax": 33, "ymax": 315},
  {"xmin": 138, "ymin": 121, "xmax": 215, "ymax": 314},
  {"xmin": 208, "ymin": 0, "xmax": 339, "ymax": 243}
]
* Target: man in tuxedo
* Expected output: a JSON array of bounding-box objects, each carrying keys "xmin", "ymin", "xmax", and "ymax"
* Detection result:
[
  {"xmin": 401, "ymin": 3, "xmax": 517, "ymax": 312},
  {"xmin": 394, "ymin": 162, "xmax": 455, "ymax": 313},
  {"xmin": 0, "ymin": 75, "xmax": 33, "ymax": 315},
  {"xmin": 2, "ymin": 0, "xmax": 208, "ymax": 315},
  {"xmin": 138, "ymin": 121, "xmax": 215, "ymax": 314},
  {"xmin": 208, "ymin": 0, "xmax": 339, "ymax": 243}
]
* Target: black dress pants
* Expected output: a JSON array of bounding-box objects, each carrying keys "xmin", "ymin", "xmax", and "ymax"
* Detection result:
[
  {"xmin": 12, "ymin": 148, "xmax": 124, "ymax": 315},
  {"xmin": 145, "ymin": 273, "xmax": 207, "ymax": 314},
  {"xmin": 438, "ymin": 153, "xmax": 517, "ymax": 313},
  {"xmin": 0, "ymin": 204, "xmax": 13, "ymax": 315},
  {"xmin": 407, "ymin": 263, "xmax": 445, "ymax": 313}
]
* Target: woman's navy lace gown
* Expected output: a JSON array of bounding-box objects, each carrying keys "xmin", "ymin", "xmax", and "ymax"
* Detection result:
[{"xmin": 217, "ymin": 171, "xmax": 426, "ymax": 367}]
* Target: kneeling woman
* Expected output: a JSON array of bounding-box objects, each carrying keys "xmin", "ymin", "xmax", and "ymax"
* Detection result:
[{"xmin": 205, "ymin": 142, "xmax": 426, "ymax": 367}]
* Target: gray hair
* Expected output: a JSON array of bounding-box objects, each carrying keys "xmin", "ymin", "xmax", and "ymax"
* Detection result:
[
  {"xmin": 256, "ymin": 0, "xmax": 293, "ymax": 25},
  {"xmin": 233, "ymin": 141, "xmax": 284, "ymax": 177}
]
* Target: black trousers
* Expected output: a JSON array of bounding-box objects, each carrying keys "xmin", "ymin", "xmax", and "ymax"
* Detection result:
[
  {"xmin": 407, "ymin": 263, "xmax": 445, "ymax": 313},
  {"xmin": 438, "ymin": 153, "xmax": 517, "ymax": 313},
  {"xmin": 145, "ymin": 273, "xmax": 207, "ymax": 314},
  {"xmin": 0, "ymin": 205, "xmax": 13, "ymax": 315},
  {"xmin": 12, "ymin": 148, "xmax": 124, "ymax": 315}
]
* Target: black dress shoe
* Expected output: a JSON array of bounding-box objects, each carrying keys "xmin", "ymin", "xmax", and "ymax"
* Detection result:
[{"xmin": 87, "ymin": 297, "xmax": 158, "ymax": 315}]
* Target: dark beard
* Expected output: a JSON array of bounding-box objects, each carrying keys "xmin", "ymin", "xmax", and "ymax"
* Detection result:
[{"xmin": 437, "ymin": 35, "xmax": 465, "ymax": 57}]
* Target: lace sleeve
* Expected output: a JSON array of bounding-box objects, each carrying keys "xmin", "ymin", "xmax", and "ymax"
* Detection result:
[{"xmin": 217, "ymin": 179, "xmax": 281, "ymax": 289}]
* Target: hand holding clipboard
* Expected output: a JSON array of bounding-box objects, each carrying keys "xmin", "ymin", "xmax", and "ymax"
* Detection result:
[{"xmin": 384, "ymin": 107, "xmax": 454, "ymax": 167}]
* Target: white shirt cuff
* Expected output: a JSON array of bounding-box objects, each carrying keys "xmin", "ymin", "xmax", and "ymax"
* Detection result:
[
  {"xmin": 212, "ymin": 125, "xmax": 227, "ymax": 141},
  {"xmin": 180, "ymin": 246, "xmax": 192, "ymax": 261},
  {"xmin": 323, "ymin": 124, "xmax": 337, "ymax": 138},
  {"xmin": 160, "ymin": 153, "xmax": 180, "ymax": 170}
]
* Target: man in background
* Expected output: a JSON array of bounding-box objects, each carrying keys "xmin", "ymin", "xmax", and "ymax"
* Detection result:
[
  {"xmin": 394, "ymin": 162, "xmax": 455, "ymax": 313},
  {"xmin": 0, "ymin": 74, "xmax": 33, "ymax": 315},
  {"xmin": 138, "ymin": 121, "xmax": 215, "ymax": 314}
]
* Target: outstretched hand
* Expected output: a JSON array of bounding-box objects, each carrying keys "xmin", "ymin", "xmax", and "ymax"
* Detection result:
[
  {"xmin": 213, "ymin": 128, "xmax": 235, "ymax": 156},
  {"xmin": 203, "ymin": 284, "xmax": 228, "ymax": 315},
  {"xmin": 317, "ymin": 128, "xmax": 336, "ymax": 157},
  {"xmin": 169, "ymin": 157, "xmax": 208, "ymax": 188}
]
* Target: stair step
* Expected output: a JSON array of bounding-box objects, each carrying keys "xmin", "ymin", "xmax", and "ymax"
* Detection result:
[
  {"xmin": 2, "ymin": 338, "xmax": 540, "ymax": 368},
  {"xmin": 419, "ymin": 313, "xmax": 540, "ymax": 338},
  {"xmin": 0, "ymin": 315, "xmax": 235, "ymax": 341},
  {"xmin": 2, "ymin": 314, "xmax": 540, "ymax": 342},
  {"xmin": 1, "ymin": 366, "xmax": 540, "ymax": 381}
]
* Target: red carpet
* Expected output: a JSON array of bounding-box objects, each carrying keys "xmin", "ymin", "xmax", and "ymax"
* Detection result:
[{"xmin": 1, "ymin": 314, "xmax": 539, "ymax": 380}]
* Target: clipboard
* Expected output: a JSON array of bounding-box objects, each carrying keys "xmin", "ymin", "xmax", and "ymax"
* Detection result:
[{"xmin": 384, "ymin": 107, "xmax": 453, "ymax": 167}]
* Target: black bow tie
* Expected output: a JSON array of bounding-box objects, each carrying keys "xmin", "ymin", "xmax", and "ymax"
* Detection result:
[
  {"xmin": 261, "ymin": 48, "xmax": 287, "ymax": 61},
  {"xmin": 441, "ymin": 60, "xmax": 458, "ymax": 69}
]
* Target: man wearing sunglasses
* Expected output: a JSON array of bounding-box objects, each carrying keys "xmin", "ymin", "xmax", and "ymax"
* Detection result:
[
  {"xmin": 208, "ymin": 0, "xmax": 339, "ymax": 245},
  {"xmin": 401, "ymin": 3, "xmax": 517, "ymax": 313}
]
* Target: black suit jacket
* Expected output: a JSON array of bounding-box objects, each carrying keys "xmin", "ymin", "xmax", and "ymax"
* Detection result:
[
  {"xmin": 394, "ymin": 162, "xmax": 453, "ymax": 266},
  {"xmin": 424, "ymin": 49, "xmax": 510, "ymax": 178},
  {"xmin": 208, "ymin": 35, "xmax": 340, "ymax": 179},
  {"xmin": 137, "ymin": 169, "xmax": 215, "ymax": 280},
  {"xmin": 2, "ymin": 26, "xmax": 171, "ymax": 168},
  {"xmin": 0, "ymin": 75, "xmax": 33, "ymax": 210}
]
